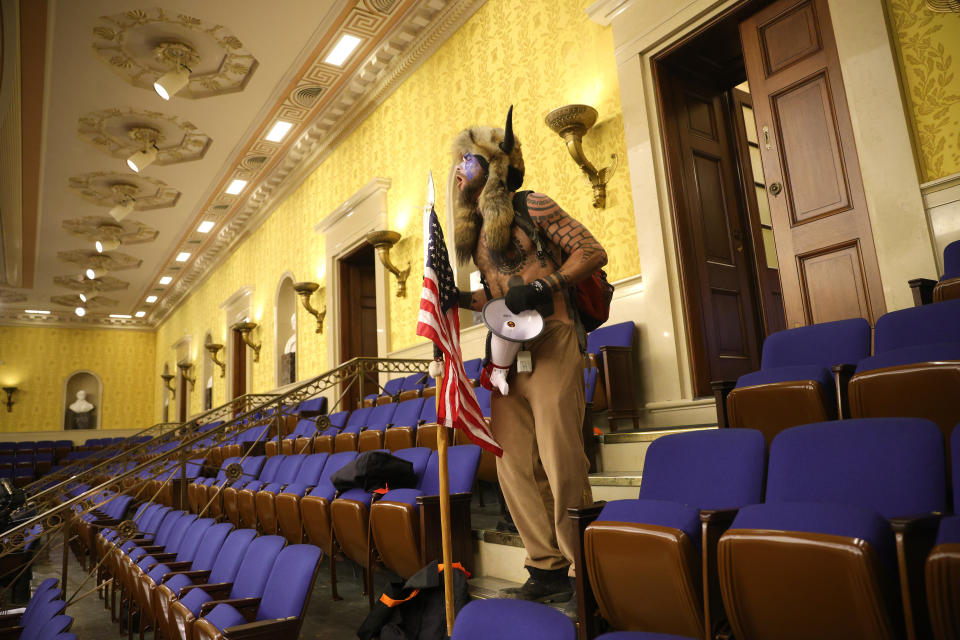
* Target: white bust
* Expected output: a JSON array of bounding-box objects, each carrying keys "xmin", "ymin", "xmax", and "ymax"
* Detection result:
[
  {"xmin": 69, "ymin": 390, "xmax": 94, "ymax": 413},
  {"xmin": 283, "ymin": 312, "xmax": 297, "ymax": 354}
]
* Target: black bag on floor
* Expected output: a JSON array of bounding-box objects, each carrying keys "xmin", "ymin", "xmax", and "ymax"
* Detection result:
[
  {"xmin": 331, "ymin": 450, "xmax": 418, "ymax": 492},
  {"xmin": 357, "ymin": 561, "xmax": 471, "ymax": 640}
]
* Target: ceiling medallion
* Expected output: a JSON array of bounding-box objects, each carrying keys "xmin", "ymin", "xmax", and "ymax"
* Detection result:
[
  {"xmin": 62, "ymin": 216, "xmax": 159, "ymax": 245},
  {"xmin": 50, "ymin": 294, "xmax": 117, "ymax": 309},
  {"xmin": 0, "ymin": 290, "xmax": 28, "ymax": 304},
  {"xmin": 92, "ymin": 9, "xmax": 258, "ymax": 99},
  {"xmin": 78, "ymin": 108, "xmax": 211, "ymax": 165},
  {"xmin": 68, "ymin": 172, "xmax": 180, "ymax": 211},
  {"xmin": 53, "ymin": 275, "xmax": 130, "ymax": 293},
  {"xmin": 56, "ymin": 250, "xmax": 142, "ymax": 272}
]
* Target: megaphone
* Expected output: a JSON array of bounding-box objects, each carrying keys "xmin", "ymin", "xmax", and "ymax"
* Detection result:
[{"xmin": 481, "ymin": 298, "xmax": 544, "ymax": 395}]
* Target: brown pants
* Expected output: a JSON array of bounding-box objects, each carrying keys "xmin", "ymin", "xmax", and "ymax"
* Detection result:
[{"xmin": 491, "ymin": 320, "xmax": 593, "ymax": 573}]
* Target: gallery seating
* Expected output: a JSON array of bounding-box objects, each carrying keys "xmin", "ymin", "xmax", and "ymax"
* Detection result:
[
  {"xmin": 586, "ymin": 321, "xmax": 638, "ymax": 431},
  {"xmin": 925, "ymin": 422, "xmax": 960, "ymax": 640},
  {"xmin": 451, "ymin": 599, "xmax": 576, "ymax": 640}
]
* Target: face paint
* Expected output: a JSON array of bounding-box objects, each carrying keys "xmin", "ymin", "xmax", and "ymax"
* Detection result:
[{"xmin": 459, "ymin": 153, "xmax": 483, "ymax": 181}]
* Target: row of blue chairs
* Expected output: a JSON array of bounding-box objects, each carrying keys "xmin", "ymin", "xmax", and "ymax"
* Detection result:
[{"xmin": 0, "ymin": 578, "xmax": 74, "ymax": 640}]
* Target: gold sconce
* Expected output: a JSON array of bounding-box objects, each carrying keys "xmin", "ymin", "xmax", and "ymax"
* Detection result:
[
  {"xmin": 293, "ymin": 282, "xmax": 326, "ymax": 333},
  {"xmin": 545, "ymin": 104, "xmax": 618, "ymax": 209},
  {"xmin": 205, "ymin": 343, "xmax": 225, "ymax": 378},
  {"xmin": 232, "ymin": 321, "xmax": 261, "ymax": 362},
  {"xmin": 366, "ymin": 230, "xmax": 410, "ymax": 297},
  {"xmin": 160, "ymin": 373, "xmax": 176, "ymax": 397},
  {"xmin": 2, "ymin": 387, "xmax": 17, "ymax": 412},
  {"xmin": 177, "ymin": 361, "xmax": 196, "ymax": 390}
]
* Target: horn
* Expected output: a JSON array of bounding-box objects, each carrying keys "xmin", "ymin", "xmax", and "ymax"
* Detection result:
[{"xmin": 499, "ymin": 105, "xmax": 515, "ymax": 155}]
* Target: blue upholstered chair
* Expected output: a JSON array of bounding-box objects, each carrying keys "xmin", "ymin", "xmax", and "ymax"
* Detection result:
[
  {"xmin": 255, "ymin": 453, "xmax": 328, "ymax": 534},
  {"xmin": 582, "ymin": 428, "xmax": 765, "ymax": 639},
  {"xmin": 168, "ymin": 534, "xmax": 285, "ymax": 640},
  {"xmin": 848, "ymin": 298, "xmax": 960, "ymax": 448},
  {"xmin": 382, "ymin": 397, "xmax": 427, "ymax": 451},
  {"xmin": 191, "ymin": 544, "xmax": 322, "ymax": 640},
  {"xmin": 718, "ymin": 418, "xmax": 946, "ymax": 640},
  {"xmin": 371, "ymin": 444, "xmax": 482, "ymax": 578},
  {"xmin": 155, "ymin": 528, "xmax": 256, "ymax": 640},
  {"xmin": 926, "ymin": 422, "xmax": 960, "ymax": 640},
  {"xmin": 586, "ymin": 321, "xmax": 638, "ymax": 430},
  {"xmin": 724, "ymin": 317, "xmax": 871, "ymax": 443},
  {"xmin": 451, "ymin": 599, "xmax": 575, "ymax": 640}
]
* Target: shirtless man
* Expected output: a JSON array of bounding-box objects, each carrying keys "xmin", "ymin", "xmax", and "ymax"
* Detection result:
[{"xmin": 451, "ymin": 108, "xmax": 607, "ymax": 602}]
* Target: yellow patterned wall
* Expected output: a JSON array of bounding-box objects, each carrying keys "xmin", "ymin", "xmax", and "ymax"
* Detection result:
[
  {"xmin": 0, "ymin": 326, "xmax": 156, "ymax": 432},
  {"xmin": 155, "ymin": 0, "xmax": 636, "ymax": 408},
  {"xmin": 888, "ymin": 0, "xmax": 960, "ymax": 182}
]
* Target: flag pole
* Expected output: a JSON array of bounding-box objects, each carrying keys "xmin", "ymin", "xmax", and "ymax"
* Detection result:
[{"xmin": 426, "ymin": 171, "xmax": 457, "ymax": 636}]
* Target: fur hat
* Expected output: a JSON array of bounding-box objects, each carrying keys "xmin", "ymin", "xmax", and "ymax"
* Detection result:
[{"xmin": 452, "ymin": 106, "xmax": 524, "ymax": 264}]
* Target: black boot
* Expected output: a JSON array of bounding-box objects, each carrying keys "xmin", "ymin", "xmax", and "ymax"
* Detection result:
[{"xmin": 499, "ymin": 566, "xmax": 573, "ymax": 603}]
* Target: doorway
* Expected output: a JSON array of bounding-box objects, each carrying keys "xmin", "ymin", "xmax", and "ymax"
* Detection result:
[
  {"xmin": 653, "ymin": 0, "xmax": 883, "ymax": 397},
  {"xmin": 338, "ymin": 243, "xmax": 378, "ymax": 409},
  {"xmin": 231, "ymin": 328, "xmax": 247, "ymax": 400}
]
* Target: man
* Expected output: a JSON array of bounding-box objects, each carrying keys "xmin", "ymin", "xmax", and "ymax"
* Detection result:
[{"xmin": 451, "ymin": 107, "xmax": 607, "ymax": 602}]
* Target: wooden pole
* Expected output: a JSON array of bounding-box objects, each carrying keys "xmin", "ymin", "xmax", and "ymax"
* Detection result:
[{"xmin": 435, "ymin": 366, "xmax": 456, "ymax": 636}]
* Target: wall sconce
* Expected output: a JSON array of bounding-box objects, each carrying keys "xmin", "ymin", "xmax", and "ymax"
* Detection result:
[
  {"xmin": 545, "ymin": 104, "xmax": 618, "ymax": 209},
  {"xmin": 232, "ymin": 321, "xmax": 261, "ymax": 362},
  {"xmin": 2, "ymin": 387, "xmax": 17, "ymax": 412},
  {"xmin": 205, "ymin": 343, "xmax": 226, "ymax": 378},
  {"xmin": 366, "ymin": 230, "xmax": 410, "ymax": 297},
  {"xmin": 293, "ymin": 282, "xmax": 326, "ymax": 333},
  {"xmin": 160, "ymin": 373, "xmax": 176, "ymax": 397},
  {"xmin": 126, "ymin": 127, "xmax": 161, "ymax": 173},
  {"xmin": 177, "ymin": 361, "xmax": 196, "ymax": 390}
]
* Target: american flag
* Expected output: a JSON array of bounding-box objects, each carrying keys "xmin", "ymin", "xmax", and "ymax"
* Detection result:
[{"xmin": 417, "ymin": 206, "xmax": 501, "ymax": 455}]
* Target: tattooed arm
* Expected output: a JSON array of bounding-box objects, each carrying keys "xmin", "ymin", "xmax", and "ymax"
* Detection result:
[
  {"xmin": 457, "ymin": 289, "xmax": 488, "ymax": 312},
  {"xmin": 526, "ymin": 192, "xmax": 607, "ymax": 292}
]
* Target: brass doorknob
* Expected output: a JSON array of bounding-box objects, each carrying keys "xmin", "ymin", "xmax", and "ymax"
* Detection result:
[{"xmin": 769, "ymin": 182, "xmax": 783, "ymax": 196}]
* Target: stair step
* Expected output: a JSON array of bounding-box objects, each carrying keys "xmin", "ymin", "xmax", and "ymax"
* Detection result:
[
  {"xmin": 589, "ymin": 471, "xmax": 642, "ymax": 501},
  {"xmin": 598, "ymin": 424, "xmax": 717, "ymax": 472}
]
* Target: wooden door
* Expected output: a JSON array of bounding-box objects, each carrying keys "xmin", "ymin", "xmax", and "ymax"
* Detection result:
[
  {"xmin": 177, "ymin": 375, "xmax": 187, "ymax": 423},
  {"xmin": 338, "ymin": 244, "xmax": 378, "ymax": 408},
  {"xmin": 730, "ymin": 87, "xmax": 786, "ymax": 335},
  {"xmin": 231, "ymin": 329, "xmax": 247, "ymax": 400},
  {"xmin": 657, "ymin": 65, "xmax": 763, "ymax": 395},
  {"xmin": 739, "ymin": 0, "xmax": 885, "ymax": 327}
]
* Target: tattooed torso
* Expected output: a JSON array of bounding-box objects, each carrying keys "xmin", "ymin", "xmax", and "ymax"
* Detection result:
[{"xmin": 472, "ymin": 192, "xmax": 606, "ymax": 323}]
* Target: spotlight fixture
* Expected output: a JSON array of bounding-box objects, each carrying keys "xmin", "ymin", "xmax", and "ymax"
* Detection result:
[
  {"xmin": 84, "ymin": 268, "xmax": 100, "ymax": 280},
  {"xmin": 78, "ymin": 293, "xmax": 88, "ymax": 303},
  {"xmin": 95, "ymin": 224, "xmax": 123, "ymax": 253},
  {"xmin": 152, "ymin": 41, "xmax": 199, "ymax": 100},
  {"xmin": 108, "ymin": 183, "xmax": 139, "ymax": 222},
  {"xmin": 126, "ymin": 127, "xmax": 161, "ymax": 173},
  {"xmin": 75, "ymin": 306, "xmax": 86, "ymax": 317}
]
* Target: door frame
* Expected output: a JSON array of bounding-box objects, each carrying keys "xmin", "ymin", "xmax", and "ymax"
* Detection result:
[{"xmin": 587, "ymin": 0, "xmax": 930, "ymax": 406}]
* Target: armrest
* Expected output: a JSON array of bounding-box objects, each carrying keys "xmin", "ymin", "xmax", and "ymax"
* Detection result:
[
  {"xmin": 700, "ymin": 508, "xmax": 741, "ymax": 639},
  {"xmin": 199, "ymin": 596, "xmax": 261, "ymax": 617},
  {"xmin": 567, "ymin": 501, "xmax": 607, "ymax": 640},
  {"xmin": 222, "ymin": 617, "xmax": 300, "ymax": 640},
  {"xmin": 139, "ymin": 545, "xmax": 165, "ymax": 554},
  {"xmin": 891, "ymin": 512, "xmax": 942, "ymax": 640},
  {"xmin": 164, "ymin": 568, "xmax": 212, "ymax": 584},
  {"xmin": 908, "ymin": 278, "xmax": 937, "ymax": 307},
  {"xmin": 177, "ymin": 581, "xmax": 233, "ymax": 599},
  {"xmin": 159, "ymin": 560, "xmax": 193, "ymax": 572},
  {"xmin": 710, "ymin": 380, "xmax": 737, "ymax": 428},
  {"xmin": 147, "ymin": 552, "xmax": 178, "ymax": 563},
  {"xmin": 831, "ymin": 364, "xmax": 857, "ymax": 419}
]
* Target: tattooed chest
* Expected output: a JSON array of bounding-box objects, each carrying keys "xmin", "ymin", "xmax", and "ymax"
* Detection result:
[{"xmin": 476, "ymin": 228, "xmax": 538, "ymax": 276}]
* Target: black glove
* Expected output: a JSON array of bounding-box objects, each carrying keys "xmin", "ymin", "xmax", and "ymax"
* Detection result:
[{"xmin": 504, "ymin": 279, "xmax": 552, "ymax": 313}]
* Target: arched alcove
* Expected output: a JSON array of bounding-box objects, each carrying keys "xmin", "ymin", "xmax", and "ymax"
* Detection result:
[
  {"xmin": 203, "ymin": 332, "xmax": 214, "ymax": 410},
  {"xmin": 275, "ymin": 274, "xmax": 297, "ymax": 387},
  {"xmin": 63, "ymin": 370, "xmax": 102, "ymax": 430}
]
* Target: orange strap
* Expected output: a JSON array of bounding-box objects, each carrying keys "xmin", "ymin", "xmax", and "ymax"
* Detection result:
[
  {"xmin": 380, "ymin": 589, "xmax": 420, "ymax": 607},
  {"xmin": 438, "ymin": 562, "xmax": 472, "ymax": 579}
]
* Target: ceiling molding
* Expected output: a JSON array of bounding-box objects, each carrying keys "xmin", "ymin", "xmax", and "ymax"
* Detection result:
[{"xmin": 147, "ymin": 0, "xmax": 486, "ymax": 328}]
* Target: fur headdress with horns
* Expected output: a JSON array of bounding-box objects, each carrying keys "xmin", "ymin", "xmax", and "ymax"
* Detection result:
[{"xmin": 452, "ymin": 106, "xmax": 524, "ymax": 264}]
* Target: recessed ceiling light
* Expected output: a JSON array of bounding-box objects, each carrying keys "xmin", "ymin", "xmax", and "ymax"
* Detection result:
[
  {"xmin": 265, "ymin": 120, "xmax": 293, "ymax": 142},
  {"xmin": 145, "ymin": 295, "xmax": 158, "ymax": 304},
  {"xmin": 225, "ymin": 179, "xmax": 247, "ymax": 195},
  {"xmin": 197, "ymin": 220, "xmax": 215, "ymax": 233},
  {"xmin": 109, "ymin": 314, "xmax": 132, "ymax": 319},
  {"xmin": 324, "ymin": 34, "xmax": 362, "ymax": 66},
  {"xmin": 24, "ymin": 310, "xmax": 50, "ymax": 315},
  {"xmin": 159, "ymin": 276, "xmax": 173, "ymax": 285},
  {"xmin": 135, "ymin": 311, "xmax": 146, "ymax": 318},
  {"xmin": 175, "ymin": 252, "xmax": 191, "ymax": 262}
]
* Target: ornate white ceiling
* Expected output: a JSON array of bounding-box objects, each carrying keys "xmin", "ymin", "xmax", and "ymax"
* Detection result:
[{"xmin": 0, "ymin": 0, "xmax": 484, "ymax": 328}]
